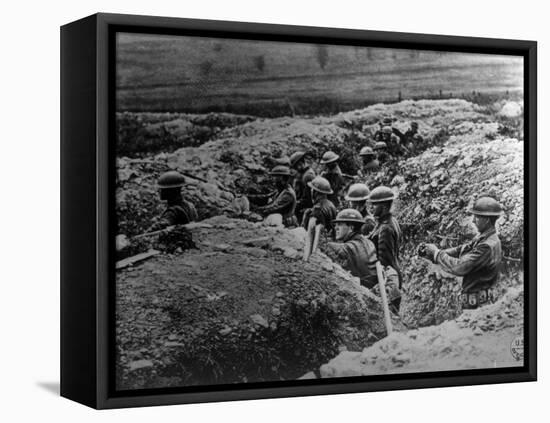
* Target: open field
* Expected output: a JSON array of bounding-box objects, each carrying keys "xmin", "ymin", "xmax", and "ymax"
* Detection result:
[{"xmin": 116, "ymin": 33, "xmax": 523, "ymax": 115}]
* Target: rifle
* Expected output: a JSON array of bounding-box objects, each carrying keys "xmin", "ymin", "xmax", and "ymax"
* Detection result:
[
  {"xmin": 303, "ymin": 217, "xmax": 322, "ymax": 262},
  {"xmin": 341, "ymin": 173, "xmax": 358, "ymax": 180},
  {"xmin": 178, "ymin": 169, "xmax": 236, "ymax": 195},
  {"xmin": 375, "ymin": 262, "xmax": 393, "ymax": 336}
]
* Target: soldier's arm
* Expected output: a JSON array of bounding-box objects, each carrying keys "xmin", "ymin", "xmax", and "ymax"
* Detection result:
[
  {"xmin": 260, "ymin": 191, "xmax": 293, "ymax": 216},
  {"xmin": 441, "ymin": 244, "xmax": 465, "ymax": 258},
  {"xmin": 326, "ymin": 242, "xmax": 349, "ymax": 263},
  {"xmin": 435, "ymin": 244, "xmax": 492, "ymax": 277},
  {"xmin": 392, "ymin": 127, "xmax": 405, "ymax": 139},
  {"xmin": 148, "ymin": 210, "xmax": 175, "ymax": 232}
]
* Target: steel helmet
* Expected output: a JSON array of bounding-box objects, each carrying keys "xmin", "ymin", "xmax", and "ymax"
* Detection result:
[
  {"xmin": 320, "ymin": 151, "xmax": 339, "ymax": 164},
  {"xmin": 364, "ymin": 160, "xmax": 380, "ymax": 170},
  {"xmin": 307, "ymin": 176, "xmax": 333, "ymax": 194},
  {"xmin": 273, "ymin": 156, "xmax": 291, "ymax": 166},
  {"xmin": 359, "ymin": 146, "xmax": 375, "ymax": 156},
  {"xmin": 333, "ymin": 208, "xmax": 366, "ymax": 225},
  {"xmin": 374, "ymin": 141, "xmax": 387, "ymax": 150},
  {"xmin": 157, "ymin": 171, "xmax": 186, "ymax": 189},
  {"xmin": 367, "ymin": 186, "xmax": 395, "ymax": 203},
  {"xmin": 468, "ymin": 197, "xmax": 503, "ymax": 216},
  {"xmin": 382, "ymin": 117, "xmax": 393, "ymax": 125},
  {"xmin": 290, "ymin": 151, "xmax": 306, "ymax": 167},
  {"xmin": 345, "ymin": 183, "xmax": 370, "ymax": 202},
  {"xmin": 270, "ymin": 165, "xmax": 291, "ymax": 176},
  {"xmin": 382, "ymin": 126, "xmax": 393, "ymax": 134}
]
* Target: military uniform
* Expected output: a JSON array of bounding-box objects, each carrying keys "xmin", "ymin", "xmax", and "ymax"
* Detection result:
[
  {"xmin": 383, "ymin": 133, "xmax": 404, "ymax": 156},
  {"xmin": 369, "ymin": 212, "xmax": 403, "ymax": 308},
  {"xmin": 354, "ymin": 204, "xmax": 376, "ymax": 235},
  {"xmin": 321, "ymin": 165, "xmax": 345, "ymax": 208},
  {"xmin": 403, "ymin": 130, "xmax": 423, "ymax": 154},
  {"xmin": 151, "ymin": 200, "xmax": 198, "ymax": 231},
  {"xmin": 373, "ymin": 129, "xmax": 384, "ymax": 142},
  {"xmin": 331, "ymin": 231, "xmax": 378, "ymax": 289},
  {"xmin": 294, "ymin": 166, "xmax": 316, "ymax": 218},
  {"xmin": 305, "ymin": 198, "xmax": 337, "ymax": 232},
  {"xmin": 260, "ymin": 184, "xmax": 298, "ymax": 227},
  {"xmin": 435, "ymin": 227, "xmax": 502, "ymax": 309}
]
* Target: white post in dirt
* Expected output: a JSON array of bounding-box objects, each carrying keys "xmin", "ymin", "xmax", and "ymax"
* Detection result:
[{"xmin": 376, "ymin": 261, "xmax": 393, "ymax": 335}]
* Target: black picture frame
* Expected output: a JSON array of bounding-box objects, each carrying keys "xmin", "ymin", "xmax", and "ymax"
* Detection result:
[{"xmin": 61, "ymin": 12, "xmax": 537, "ymax": 409}]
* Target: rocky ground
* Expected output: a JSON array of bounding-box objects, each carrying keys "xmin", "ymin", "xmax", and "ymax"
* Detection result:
[{"xmin": 115, "ymin": 98, "xmax": 524, "ymax": 389}]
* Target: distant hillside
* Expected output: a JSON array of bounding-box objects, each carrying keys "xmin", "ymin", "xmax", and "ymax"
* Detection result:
[{"xmin": 116, "ymin": 33, "xmax": 523, "ymax": 115}]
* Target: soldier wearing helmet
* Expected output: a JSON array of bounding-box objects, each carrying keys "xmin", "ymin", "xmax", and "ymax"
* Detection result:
[
  {"xmin": 320, "ymin": 151, "xmax": 345, "ymax": 208},
  {"xmin": 258, "ymin": 165, "xmax": 298, "ymax": 227},
  {"xmin": 148, "ymin": 171, "xmax": 198, "ymax": 231},
  {"xmin": 326, "ymin": 209, "xmax": 378, "ymax": 288},
  {"xmin": 380, "ymin": 125, "xmax": 406, "ymax": 157},
  {"xmin": 401, "ymin": 121, "xmax": 423, "ymax": 154},
  {"xmin": 367, "ymin": 186, "xmax": 403, "ymax": 312},
  {"xmin": 373, "ymin": 116, "xmax": 394, "ymax": 141},
  {"xmin": 420, "ymin": 196, "xmax": 503, "ymax": 309},
  {"xmin": 301, "ymin": 176, "xmax": 337, "ymax": 234},
  {"xmin": 290, "ymin": 151, "xmax": 316, "ymax": 221},
  {"xmin": 345, "ymin": 183, "xmax": 376, "ymax": 235},
  {"xmin": 373, "ymin": 141, "xmax": 389, "ymax": 164},
  {"xmin": 359, "ymin": 146, "xmax": 380, "ymax": 176}
]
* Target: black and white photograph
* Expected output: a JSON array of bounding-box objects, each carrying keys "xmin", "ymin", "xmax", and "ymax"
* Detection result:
[{"xmin": 114, "ymin": 31, "xmax": 526, "ymax": 391}]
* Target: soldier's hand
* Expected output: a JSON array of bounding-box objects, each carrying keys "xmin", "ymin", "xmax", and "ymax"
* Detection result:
[
  {"xmin": 424, "ymin": 243, "xmax": 439, "ymax": 262},
  {"xmin": 417, "ymin": 243, "xmax": 427, "ymax": 257},
  {"xmin": 116, "ymin": 234, "xmax": 130, "ymax": 252}
]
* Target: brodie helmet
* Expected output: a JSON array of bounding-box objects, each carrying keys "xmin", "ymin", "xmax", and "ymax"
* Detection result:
[
  {"xmin": 307, "ymin": 176, "xmax": 333, "ymax": 194},
  {"xmin": 345, "ymin": 183, "xmax": 370, "ymax": 202}
]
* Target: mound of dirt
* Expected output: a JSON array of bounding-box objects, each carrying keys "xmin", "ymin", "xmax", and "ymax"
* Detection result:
[
  {"xmin": 319, "ymin": 286, "xmax": 524, "ymax": 378},
  {"xmin": 116, "ymin": 216, "xmax": 394, "ymax": 390}
]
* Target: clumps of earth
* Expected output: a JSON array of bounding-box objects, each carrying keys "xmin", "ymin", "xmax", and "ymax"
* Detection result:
[{"xmin": 116, "ymin": 99, "xmax": 524, "ymax": 388}]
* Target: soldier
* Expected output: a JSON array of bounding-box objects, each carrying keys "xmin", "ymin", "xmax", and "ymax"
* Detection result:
[
  {"xmin": 419, "ymin": 197, "xmax": 503, "ymax": 310},
  {"xmin": 367, "ymin": 186, "xmax": 403, "ymax": 312},
  {"xmin": 148, "ymin": 171, "xmax": 198, "ymax": 231},
  {"xmin": 374, "ymin": 116, "xmax": 394, "ymax": 141},
  {"xmin": 326, "ymin": 209, "xmax": 379, "ymax": 289},
  {"xmin": 373, "ymin": 141, "xmax": 389, "ymax": 164},
  {"xmin": 290, "ymin": 151, "xmax": 316, "ymax": 222},
  {"xmin": 345, "ymin": 183, "xmax": 376, "ymax": 235},
  {"xmin": 358, "ymin": 146, "xmax": 380, "ymax": 175},
  {"xmin": 381, "ymin": 126, "xmax": 405, "ymax": 156},
  {"xmin": 302, "ymin": 176, "xmax": 338, "ymax": 260},
  {"xmin": 400, "ymin": 121, "xmax": 423, "ymax": 154},
  {"xmin": 302, "ymin": 176, "xmax": 337, "ymax": 233},
  {"xmin": 320, "ymin": 151, "xmax": 345, "ymax": 208},
  {"xmin": 258, "ymin": 165, "xmax": 298, "ymax": 227}
]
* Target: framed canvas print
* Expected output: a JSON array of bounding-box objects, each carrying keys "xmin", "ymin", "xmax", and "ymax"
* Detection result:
[{"xmin": 60, "ymin": 13, "xmax": 537, "ymax": 409}]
